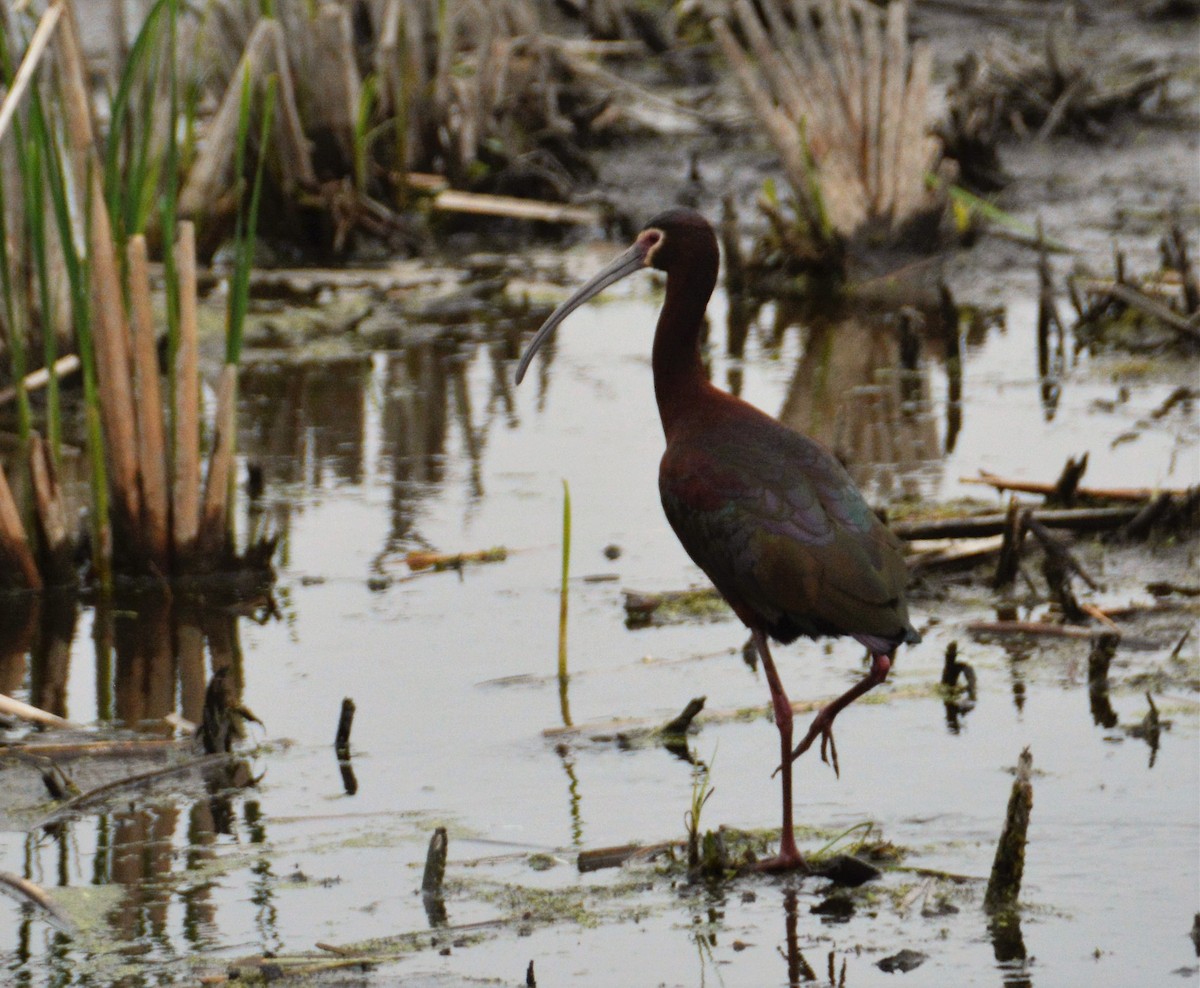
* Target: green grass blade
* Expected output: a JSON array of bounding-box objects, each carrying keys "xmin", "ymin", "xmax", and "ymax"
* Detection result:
[
  {"xmin": 226, "ymin": 73, "xmax": 276, "ymax": 365},
  {"xmin": 557, "ymin": 478, "xmax": 572, "ymax": 727}
]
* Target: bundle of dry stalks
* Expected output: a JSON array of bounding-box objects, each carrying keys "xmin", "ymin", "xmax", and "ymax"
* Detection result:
[
  {"xmin": 183, "ymin": 0, "xmax": 677, "ymax": 250},
  {"xmin": 0, "ymin": 1, "xmax": 264, "ymax": 590},
  {"xmin": 712, "ymin": 0, "xmax": 944, "ymax": 269}
]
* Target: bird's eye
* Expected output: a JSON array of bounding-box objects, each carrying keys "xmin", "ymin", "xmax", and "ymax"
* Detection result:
[{"xmin": 639, "ymin": 228, "xmax": 664, "ymax": 259}]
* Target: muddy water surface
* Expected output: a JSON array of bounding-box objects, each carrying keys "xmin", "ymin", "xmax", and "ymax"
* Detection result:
[{"xmin": 1, "ymin": 252, "xmax": 1198, "ymax": 986}]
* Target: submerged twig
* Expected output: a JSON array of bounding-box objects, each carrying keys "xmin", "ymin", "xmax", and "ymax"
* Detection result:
[
  {"xmin": 38, "ymin": 752, "xmax": 236, "ymax": 827},
  {"xmin": 0, "ymin": 871, "xmax": 74, "ymax": 932},
  {"xmin": 405, "ymin": 547, "xmax": 507, "ymax": 571}
]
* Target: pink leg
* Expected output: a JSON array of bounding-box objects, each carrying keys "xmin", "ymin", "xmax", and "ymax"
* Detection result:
[
  {"xmin": 751, "ymin": 630, "xmax": 807, "ymax": 872},
  {"xmin": 786, "ymin": 652, "xmax": 892, "ymax": 777}
]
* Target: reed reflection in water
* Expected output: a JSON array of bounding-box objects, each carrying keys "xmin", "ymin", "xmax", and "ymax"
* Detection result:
[{"xmin": 2, "ymin": 596, "xmax": 269, "ymax": 979}]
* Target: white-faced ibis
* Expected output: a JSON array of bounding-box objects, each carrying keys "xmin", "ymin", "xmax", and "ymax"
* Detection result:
[{"xmin": 516, "ymin": 209, "xmax": 920, "ymax": 871}]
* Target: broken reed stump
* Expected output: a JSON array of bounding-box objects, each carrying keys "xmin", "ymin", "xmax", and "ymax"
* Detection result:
[
  {"xmin": 28, "ymin": 434, "xmax": 73, "ymax": 584},
  {"xmin": 332, "ymin": 698, "xmax": 358, "ymax": 794},
  {"xmin": 992, "ymin": 498, "xmax": 1026, "ymax": 589},
  {"xmin": 174, "ymin": 222, "xmax": 202, "ymax": 560},
  {"xmin": 422, "ymin": 826, "xmax": 449, "ymax": 926},
  {"xmin": 1087, "ymin": 631, "xmax": 1121, "ymax": 732},
  {"xmin": 940, "ymin": 642, "xmax": 976, "ymax": 697},
  {"xmin": 1049, "ymin": 453, "xmax": 1088, "ymax": 507},
  {"xmin": 0, "ymin": 462, "xmax": 42, "ymax": 591},
  {"xmin": 660, "ymin": 697, "xmax": 706, "ymax": 737},
  {"xmin": 985, "ymin": 748, "xmax": 1033, "ymax": 915},
  {"xmin": 199, "ymin": 669, "xmax": 237, "ymax": 755},
  {"xmin": 334, "ymin": 697, "xmax": 356, "ymax": 760},
  {"xmin": 422, "ymin": 827, "xmax": 448, "ymax": 895},
  {"xmin": 127, "ymin": 235, "xmax": 171, "ymax": 574}
]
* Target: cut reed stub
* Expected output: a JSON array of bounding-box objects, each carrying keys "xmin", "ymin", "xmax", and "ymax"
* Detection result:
[{"xmin": 984, "ymin": 747, "xmax": 1033, "ymax": 914}]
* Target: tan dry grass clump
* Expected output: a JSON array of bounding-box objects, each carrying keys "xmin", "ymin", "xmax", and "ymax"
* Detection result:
[{"xmin": 712, "ymin": 0, "xmax": 944, "ymax": 271}]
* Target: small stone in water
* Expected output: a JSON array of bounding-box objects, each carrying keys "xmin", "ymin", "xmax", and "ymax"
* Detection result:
[
  {"xmin": 603, "ymin": 544, "xmax": 622, "ymax": 560},
  {"xmin": 877, "ymin": 949, "xmax": 927, "ymax": 973}
]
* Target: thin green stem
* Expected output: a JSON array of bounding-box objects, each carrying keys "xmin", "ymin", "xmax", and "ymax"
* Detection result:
[{"xmin": 558, "ymin": 478, "xmax": 572, "ymax": 727}]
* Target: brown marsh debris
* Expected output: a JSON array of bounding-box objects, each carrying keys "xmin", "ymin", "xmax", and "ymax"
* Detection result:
[
  {"xmin": 938, "ymin": 7, "xmax": 1176, "ymax": 191},
  {"xmin": 1069, "ymin": 222, "xmax": 1200, "ymax": 351},
  {"xmin": 186, "ymin": 0, "xmax": 710, "ymax": 253}
]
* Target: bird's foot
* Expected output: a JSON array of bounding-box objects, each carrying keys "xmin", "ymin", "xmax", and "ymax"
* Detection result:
[
  {"xmin": 750, "ymin": 849, "xmax": 809, "ymax": 874},
  {"xmin": 772, "ymin": 710, "xmax": 840, "ymax": 778}
]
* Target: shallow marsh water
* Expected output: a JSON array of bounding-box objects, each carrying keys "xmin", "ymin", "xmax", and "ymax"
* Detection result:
[{"xmin": 0, "ymin": 241, "xmax": 1198, "ymax": 987}]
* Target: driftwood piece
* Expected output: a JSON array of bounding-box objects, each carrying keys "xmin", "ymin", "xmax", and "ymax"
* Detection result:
[
  {"xmin": 1097, "ymin": 282, "xmax": 1200, "ymax": 344},
  {"xmin": 38, "ymin": 752, "xmax": 234, "ymax": 827},
  {"xmin": 430, "ymin": 190, "xmax": 600, "ymax": 225},
  {"xmin": 660, "ymin": 697, "xmax": 706, "ymax": 736},
  {"xmin": 577, "ymin": 840, "xmax": 682, "ymax": 873},
  {"xmin": 1049, "ymin": 453, "xmax": 1088, "ymax": 506},
  {"xmin": 335, "ymin": 697, "xmax": 355, "ymax": 761},
  {"xmin": 907, "ymin": 536, "xmax": 1003, "ymax": 571},
  {"xmin": 1163, "ymin": 223, "xmax": 1199, "ymax": 315},
  {"xmin": 404, "ymin": 547, "xmax": 507, "ymax": 572},
  {"xmin": 1, "ymin": 737, "xmax": 185, "ymax": 758},
  {"xmin": 0, "ymin": 692, "xmax": 73, "ymax": 729},
  {"xmin": 968, "ymin": 621, "xmax": 1113, "ymax": 640},
  {"xmin": 961, "ymin": 471, "xmax": 1190, "ymax": 503},
  {"xmin": 892, "ymin": 506, "xmax": 1140, "ymax": 541},
  {"xmin": 421, "ymin": 826, "xmax": 449, "ymax": 926},
  {"xmin": 1026, "ymin": 514, "xmax": 1099, "ymax": 591}
]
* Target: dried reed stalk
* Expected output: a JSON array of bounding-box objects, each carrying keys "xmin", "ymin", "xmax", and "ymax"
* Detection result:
[
  {"xmin": 431, "ymin": 189, "xmax": 599, "ymax": 224},
  {"xmin": 197, "ymin": 364, "xmax": 238, "ymax": 561},
  {"xmin": 0, "ymin": 0, "xmax": 63, "ymax": 146},
  {"xmin": 309, "ymin": 4, "xmax": 361, "ymax": 165},
  {"xmin": 179, "ymin": 19, "xmax": 312, "ymax": 217},
  {"xmin": 55, "ymin": 0, "xmax": 143, "ymax": 556},
  {"xmin": 57, "ymin": 3, "xmax": 144, "ymax": 545},
  {"xmin": 126, "ymin": 235, "xmax": 170, "ymax": 571},
  {"xmin": 173, "ymin": 221, "xmax": 201, "ymax": 557},
  {"xmin": 0, "ymin": 355, "xmax": 81, "ymax": 406},
  {"xmin": 0, "ymin": 462, "xmax": 41, "ymax": 589},
  {"xmin": 267, "ymin": 17, "xmax": 316, "ymax": 197},
  {"xmin": 715, "ymin": 0, "xmax": 941, "ymax": 239},
  {"xmin": 27, "ymin": 433, "xmax": 71, "ymax": 581}
]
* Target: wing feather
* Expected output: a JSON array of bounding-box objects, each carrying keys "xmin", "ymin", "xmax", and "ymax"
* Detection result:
[{"xmin": 659, "ymin": 424, "xmax": 913, "ymax": 646}]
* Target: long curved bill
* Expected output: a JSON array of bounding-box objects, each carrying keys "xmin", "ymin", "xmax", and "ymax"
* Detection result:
[{"xmin": 515, "ymin": 238, "xmax": 653, "ymax": 385}]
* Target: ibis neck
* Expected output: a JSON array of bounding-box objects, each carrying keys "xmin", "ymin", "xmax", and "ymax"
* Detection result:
[{"xmin": 652, "ymin": 258, "xmax": 719, "ymax": 439}]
